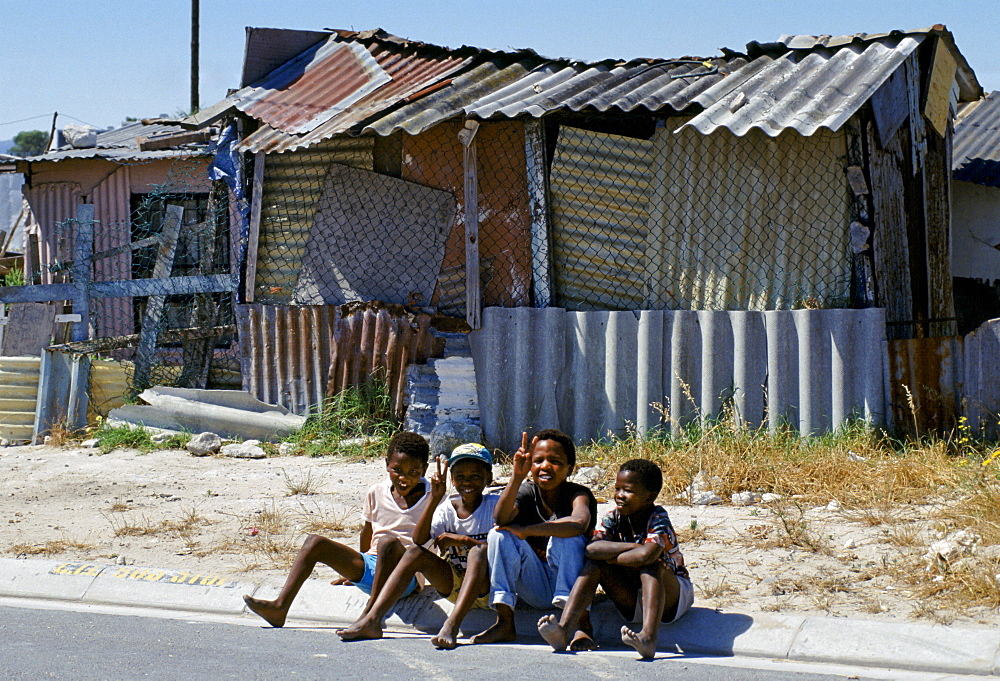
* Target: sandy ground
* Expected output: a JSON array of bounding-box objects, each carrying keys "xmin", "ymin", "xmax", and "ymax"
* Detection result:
[{"xmin": 2, "ymin": 443, "xmax": 998, "ymax": 629}]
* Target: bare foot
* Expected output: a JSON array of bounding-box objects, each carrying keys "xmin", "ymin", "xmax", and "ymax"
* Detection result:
[
  {"xmin": 243, "ymin": 594, "xmax": 287, "ymax": 628},
  {"xmin": 430, "ymin": 622, "xmax": 460, "ymax": 649},
  {"xmin": 336, "ymin": 617, "xmax": 384, "ymax": 641},
  {"xmin": 569, "ymin": 630, "xmax": 598, "ymax": 651},
  {"xmin": 469, "ymin": 619, "xmax": 517, "ymax": 644},
  {"xmin": 537, "ymin": 614, "xmax": 568, "ymax": 651},
  {"xmin": 621, "ymin": 626, "xmax": 656, "ymax": 660}
]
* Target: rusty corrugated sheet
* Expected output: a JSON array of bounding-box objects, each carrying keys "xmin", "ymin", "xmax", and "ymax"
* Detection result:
[
  {"xmin": 90, "ymin": 166, "xmax": 134, "ymax": 340},
  {"xmin": 887, "ymin": 336, "xmax": 963, "ymax": 436},
  {"xmin": 237, "ymin": 33, "xmax": 476, "ymax": 154},
  {"xmin": 21, "ymin": 182, "xmax": 81, "ymax": 283},
  {"xmin": 235, "ymin": 303, "xmax": 438, "ymax": 417},
  {"xmin": 954, "ymin": 91, "xmax": 1000, "ymax": 188},
  {"xmin": 228, "ymin": 26, "xmax": 980, "ymax": 154}
]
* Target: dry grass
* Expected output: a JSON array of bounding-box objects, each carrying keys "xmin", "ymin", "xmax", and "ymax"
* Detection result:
[
  {"xmin": 104, "ymin": 507, "xmax": 211, "ymax": 539},
  {"xmin": 9, "ymin": 538, "xmax": 96, "ymax": 556},
  {"xmin": 282, "ymin": 468, "xmax": 322, "ymax": 496}
]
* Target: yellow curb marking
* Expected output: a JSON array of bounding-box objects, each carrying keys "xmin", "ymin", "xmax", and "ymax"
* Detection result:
[{"xmin": 50, "ymin": 562, "xmax": 232, "ymax": 587}]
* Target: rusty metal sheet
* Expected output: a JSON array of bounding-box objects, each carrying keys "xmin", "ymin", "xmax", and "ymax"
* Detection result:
[
  {"xmin": 235, "ymin": 303, "xmax": 437, "ymax": 417},
  {"xmin": 887, "ymin": 336, "xmax": 963, "ymax": 436}
]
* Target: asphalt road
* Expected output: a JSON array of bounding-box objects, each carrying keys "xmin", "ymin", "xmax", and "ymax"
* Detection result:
[{"xmin": 0, "ymin": 604, "xmax": 900, "ymax": 681}]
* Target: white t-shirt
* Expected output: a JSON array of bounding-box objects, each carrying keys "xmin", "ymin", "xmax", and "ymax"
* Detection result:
[
  {"xmin": 429, "ymin": 492, "xmax": 500, "ymax": 575},
  {"xmin": 361, "ymin": 478, "xmax": 432, "ymax": 555}
]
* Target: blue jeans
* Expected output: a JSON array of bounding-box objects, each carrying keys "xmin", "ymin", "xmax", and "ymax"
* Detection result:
[{"xmin": 486, "ymin": 527, "xmax": 587, "ymax": 610}]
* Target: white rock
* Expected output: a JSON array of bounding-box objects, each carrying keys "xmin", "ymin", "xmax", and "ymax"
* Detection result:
[
  {"xmin": 843, "ymin": 538, "xmax": 857, "ymax": 550},
  {"xmin": 428, "ymin": 422, "xmax": 483, "ymax": 458},
  {"xmin": 731, "ymin": 491, "xmax": 757, "ymax": 506},
  {"xmin": 826, "ymin": 500, "xmax": 842, "ymax": 511},
  {"xmin": 150, "ymin": 432, "xmax": 173, "ymax": 444},
  {"xmin": 0, "ymin": 438, "xmax": 9, "ymax": 447},
  {"xmin": 761, "ymin": 493, "xmax": 782, "ymax": 503},
  {"xmin": 63, "ymin": 123, "xmax": 98, "ymax": 148},
  {"xmin": 80, "ymin": 438, "xmax": 100, "ymax": 449},
  {"xmin": 278, "ymin": 442, "xmax": 296, "ymax": 456},
  {"xmin": 186, "ymin": 432, "xmax": 222, "ymax": 456},
  {"xmin": 243, "ymin": 439, "xmax": 262, "ymax": 447},
  {"xmin": 691, "ymin": 491, "xmax": 723, "ymax": 505},
  {"xmin": 928, "ymin": 539, "xmax": 963, "ymax": 564},
  {"xmin": 571, "ymin": 466, "xmax": 603, "ymax": 486},
  {"xmin": 221, "ymin": 442, "xmax": 267, "ymax": 459},
  {"xmin": 847, "ymin": 451, "xmax": 867, "ymax": 462},
  {"xmin": 115, "ymin": 555, "xmax": 127, "ymax": 565}
]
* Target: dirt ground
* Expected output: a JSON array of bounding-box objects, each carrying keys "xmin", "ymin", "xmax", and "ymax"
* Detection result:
[{"xmin": 2, "ymin": 443, "xmax": 998, "ymax": 629}]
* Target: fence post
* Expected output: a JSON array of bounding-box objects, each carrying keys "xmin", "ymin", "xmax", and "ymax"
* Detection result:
[
  {"xmin": 460, "ymin": 120, "xmax": 481, "ymax": 330},
  {"xmin": 133, "ymin": 204, "xmax": 184, "ymax": 392},
  {"xmin": 72, "ymin": 204, "xmax": 95, "ymax": 342}
]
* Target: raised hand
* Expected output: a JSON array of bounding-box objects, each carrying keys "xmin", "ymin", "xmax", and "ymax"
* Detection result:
[
  {"xmin": 430, "ymin": 455, "xmax": 449, "ymax": 501},
  {"xmin": 511, "ymin": 431, "xmax": 536, "ymax": 480}
]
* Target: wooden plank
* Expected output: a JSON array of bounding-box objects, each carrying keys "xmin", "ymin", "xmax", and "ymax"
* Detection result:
[
  {"xmin": 525, "ymin": 119, "xmax": 552, "ymax": 308},
  {"xmin": 245, "ymin": 152, "xmax": 265, "ymax": 303},
  {"xmin": 870, "ymin": 65, "xmax": 909, "ymax": 148},
  {"xmin": 0, "ymin": 274, "xmax": 234, "ymax": 303},
  {"xmin": 0, "ymin": 303, "xmax": 57, "ymax": 356},
  {"xmin": 51, "ymin": 324, "xmax": 235, "ymax": 355},
  {"xmin": 868, "ymin": 120, "xmax": 914, "ymax": 340},
  {"xmin": 71, "ymin": 204, "xmax": 95, "ymax": 342},
  {"xmin": 136, "ymin": 130, "xmax": 212, "ymax": 151},
  {"xmin": 923, "ymin": 123, "xmax": 955, "ymax": 336},
  {"xmin": 91, "ymin": 234, "xmax": 162, "ymax": 262},
  {"xmin": 923, "ymin": 38, "xmax": 958, "ymax": 139},
  {"xmin": 460, "ymin": 121, "xmax": 481, "ymax": 329},
  {"xmin": 133, "ymin": 204, "xmax": 184, "ymax": 391}
]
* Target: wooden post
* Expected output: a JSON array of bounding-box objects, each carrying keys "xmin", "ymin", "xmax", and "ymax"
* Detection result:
[
  {"xmin": 525, "ymin": 119, "xmax": 552, "ymax": 308},
  {"xmin": 245, "ymin": 152, "xmax": 265, "ymax": 303},
  {"xmin": 460, "ymin": 120, "xmax": 481, "ymax": 329},
  {"xmin": 71, "ymin": 204, "xmax": 95, "ymax": 342},
  {"xmin": 133, "ymin": 204, "xmax": 184, "ymax": 391}
]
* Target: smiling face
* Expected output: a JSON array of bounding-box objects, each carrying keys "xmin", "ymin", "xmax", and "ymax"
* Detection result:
[
  {"xmin": 530, "ymin": 439, "xmax": 573, "ymax": 492},
  {"xmin": 449, "ymin": 458, "xmax": 490, "ymax": 500},
  {"xmin": 614, "ymin": 469, "xmax": 657, "ymax": 517},
  {"xmin": 385, "ymin": 450, "xmax": 427, "ymax": 498}
]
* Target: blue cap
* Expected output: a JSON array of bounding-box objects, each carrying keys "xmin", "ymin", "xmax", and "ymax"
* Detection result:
[{"xmin": 448, "ymin": 443, "xmax": 492, "ymax": 467}]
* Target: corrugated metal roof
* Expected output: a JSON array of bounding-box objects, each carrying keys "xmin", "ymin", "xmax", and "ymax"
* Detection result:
[
  {"xmin": 231, "ymin": 26, "xmax": 980, "ymax": 152},
  {"xmin": 953, "ymin": 91, "xmax": 1000, "ymax": 188},
  {"xmin": 19, "ymin": 122, "xmax": 211, "ymax": 164}
]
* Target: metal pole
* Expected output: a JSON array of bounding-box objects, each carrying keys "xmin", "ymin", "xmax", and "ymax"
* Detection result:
[{"xmin": 190, "ymin": 0, "xmax": 200, "ymax": 113}]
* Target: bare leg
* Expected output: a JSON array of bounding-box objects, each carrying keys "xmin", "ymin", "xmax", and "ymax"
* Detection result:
[
  {"xmin": 339, "ymin": 545, "xmax": 453, "ymax": 641},
  {"xmin": 569, "ymin": 609, "xmax": 597, "ymax": 651},
  {"xmin": 355, "ymin": 536, "xmax": 405, "ymax": 620},
  {"xmin": 538, "ymin": 561, "xmax": 600, "ymax": 652},
  {"xmin": 432, "ymin": 544, "xmax": 489, "ymax": 649},
  {"xmin": 621, "ymin": 562, "xmax": 675, "ymax": 660},
  {"xmin": 469, "ymin": 603, "xmax": 517, "ymax": 644},
  {"xmin": 243, "ymin": 534, "xmax": 365, "ymax": 628}
]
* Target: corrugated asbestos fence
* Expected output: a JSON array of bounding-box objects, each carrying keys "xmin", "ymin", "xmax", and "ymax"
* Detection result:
[
  {"xmin": 235, "ymin": 303, "xmax": 438, "ymax": 417},
  {"xmin": 470, "ymin": 307, "xmax": 888, "ymax": 451},
  {"xmin": 887, "ymin": 319, "xmax": 1000, "ymax": 438}
]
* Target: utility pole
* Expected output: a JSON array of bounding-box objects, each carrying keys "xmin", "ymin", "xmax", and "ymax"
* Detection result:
[{"xmin": 190, "ymin": 0, "xmax": 200, "ymax": 113}]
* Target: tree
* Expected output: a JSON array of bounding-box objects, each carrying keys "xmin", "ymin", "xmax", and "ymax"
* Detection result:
[{"xmin": 9, "ymin": 130, "xmax": 48, "ymax": 157}]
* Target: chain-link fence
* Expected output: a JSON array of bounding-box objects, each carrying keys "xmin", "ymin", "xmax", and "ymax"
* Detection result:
[
  {"xmin": 247, "ymin": 115, "xmax": 855, "ymax": 318},
  {"xmin": 42, "ymin": 159, "xmax": 241, "ymax": 404}
]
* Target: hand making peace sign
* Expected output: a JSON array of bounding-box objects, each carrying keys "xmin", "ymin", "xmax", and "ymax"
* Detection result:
[
  {"xmin": 511, "ymin": 431, "xmax": 537, "ymax": 480},
  {"xmin": 429, "ymin": 454, "xmax": 449, "ymax": 501}
]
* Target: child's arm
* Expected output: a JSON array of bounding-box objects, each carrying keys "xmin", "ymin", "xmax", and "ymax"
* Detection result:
[
  {"xmin": 434, "ymin": 532, "xmax": 485, "ymax": 549},
  {"xmin": 413, "ymin": 458, "xmax": 448, "ymax": 546},
  {"xmin": 587, "ymin": 539, "xmax": 663, "ymax": 567},
  {"xmin": 494, "ymin": 432, "xmax": 535, "ymax": 525},
  {"xmin": 359, "ymin": 521, "xmax": 373, "ymax": 553},
  {"xmin": 499, "ymin": 492, "xmax": 591, "ymax": 539}
]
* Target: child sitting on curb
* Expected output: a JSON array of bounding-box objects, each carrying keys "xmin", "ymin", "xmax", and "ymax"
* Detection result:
[
  {"xmin": 337, "ymin": 443, "xmax": 499, "ymax": 648},
  {"xmin": 537, "ymin": 458, "xmax": 693, "ymax": 659},
  {"xmin": 242, "ymin": 432, "xmax": 433, "ymax": 628},
  {"xmin": 470, "ymin": 429, "xmax": 597, "ymax": 645}
]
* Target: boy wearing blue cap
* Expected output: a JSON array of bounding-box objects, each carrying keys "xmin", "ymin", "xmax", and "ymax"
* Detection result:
[{"xmin": 337, "ymin": 443, "xmax": 499, "ymax": 648}]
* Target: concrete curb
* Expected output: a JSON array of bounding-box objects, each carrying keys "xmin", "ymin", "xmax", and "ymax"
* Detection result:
[{"xmin": 2, "ymin": 557, "xmax": 999, "ymax": 676}]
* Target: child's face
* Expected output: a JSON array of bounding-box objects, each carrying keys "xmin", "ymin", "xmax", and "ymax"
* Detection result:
[
  {"xmin": 449, "ymin": 459, "xmax": 490, "ymax": 498},
  {"xmin": 385, "ymin": 450, "xmax": 427, "ymax": 497},
  {"xmin": 614, "ymin": 470, "xmax": 656, "ymax": 517},
  {"xmin": 530, "ymin": 439, "xmax": 572, "ymax": 492}
]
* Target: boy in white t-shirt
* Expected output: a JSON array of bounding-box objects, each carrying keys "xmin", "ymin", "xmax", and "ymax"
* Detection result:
[
  {"xmin": 337, "ymin": 443, "xmax": 499, "ymax": 648},
  {"xmin": 243, "ymin": 432, "xmax": 432, "ymax": 628}
]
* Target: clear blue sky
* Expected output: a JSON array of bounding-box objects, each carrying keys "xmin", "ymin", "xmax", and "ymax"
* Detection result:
[{"xmin": 2, "ymin": 0, "xmax": 998, "ymax": 137}]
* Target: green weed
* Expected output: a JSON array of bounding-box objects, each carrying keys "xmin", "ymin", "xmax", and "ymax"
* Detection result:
[{"xmin": 281, "ymin": 378, "xmax": 396, "ymax": 458}]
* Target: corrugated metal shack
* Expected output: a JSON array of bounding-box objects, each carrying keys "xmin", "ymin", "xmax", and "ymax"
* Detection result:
[
  {"xmin": 4, "ymin": 122, "xmax": 218, "ymax": 344},
  {"xmin": 197, "ymin": 25, "xmax": 985, "ymax": 447}
]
